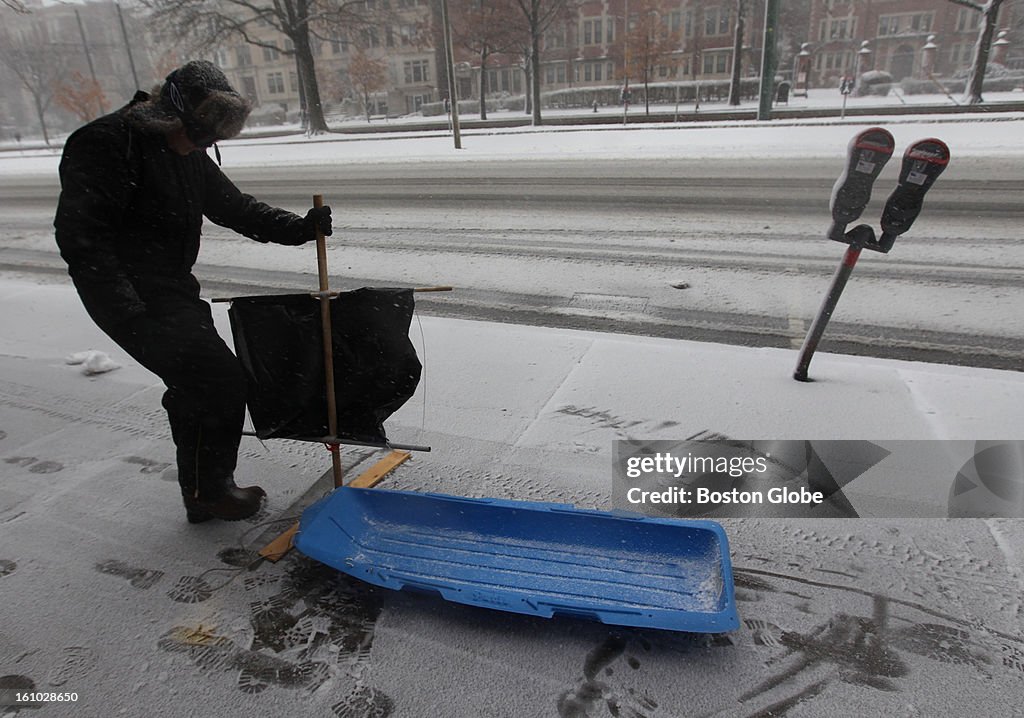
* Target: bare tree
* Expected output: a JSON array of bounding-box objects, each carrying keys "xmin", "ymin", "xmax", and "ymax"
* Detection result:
[
  {"xmin": 0, "ymin": 25, "xmax": 70, "ymax": 144},
  {"xmin": 2, "ymin": 0, "xmax": 28, "ymax": 13},
  {"xmin": 450, "ymin": 0, "xmax": 522, "ymax": 119},
  {"xmin": 611, "ymin": 0, "xmax": 681, "ymax": 115},
  {"xmin": 140, "ymin": 0, "xmax": 382, "ymax": 133},
  {"xmin": 948, "ymin": 0, "xmax": 1008, "ymax": 104},
  {"xmin": 54, "ymin": 70, "xmax": 108, "ymax": 123},
  {"xmin": 728, "ymin": 0, "xmax": 746, "ymax": 106},
  {"xmin": 512, "ymin": 0, "xmax": 570, "ymax": 125},
  {"xmin": 348, "ymin": 46, "xmax": 389, "ymax": 121}
]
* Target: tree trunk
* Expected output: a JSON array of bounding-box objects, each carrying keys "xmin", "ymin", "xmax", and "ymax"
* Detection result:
[
  {"xmin": 294, "ymin": 35, "xmax": 329, "ymax": 132},
  {"xmin": 531, "ymin": 21, "xmax": 543, "ymax": 125},
  {"xmin": 728, "ymin": 0, "xmax": 746, "ymax": 106},
  {"xmin": 479, "ymin": 49, "xmax": 489, "ymax": 120},
  {"xmin": 524, "ymin": 56, "xmax": 532, "ymax": 116},
  {"xmin": 294, "ymin": 52, "xmax": 308, "ymax": 131},
  {"xmin": 963, "ymin": 0, "xmax": 1004, "ymax": 105},
  {"xmin": 644, "ymin": 72, "xmax": 650, "ymax": 115},
  {"xmin": 33, "ymin": 93, "xmax": 50, "ymax": 146},
  {"xmin": 285, "ymin": 0, "xmax": 328, "ymax": 134}
]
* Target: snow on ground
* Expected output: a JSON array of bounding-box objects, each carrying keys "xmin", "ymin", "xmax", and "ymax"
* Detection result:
[
  {"xmin": 3, "ymin": 94, "xmax": 1023, "ymax": 176},
  {"xmin": 1, "ymin": 274, "xmax": 1023, "ymax": 717},
  {"xmin": 1, "ymin": 102, "xmax": 1022, "ymax": 716}
]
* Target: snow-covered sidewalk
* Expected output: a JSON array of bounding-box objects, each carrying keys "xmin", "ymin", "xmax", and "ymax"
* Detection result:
[{"xmin": 1, "ymin": 275, "xmax": 1022, "ymax": 717}]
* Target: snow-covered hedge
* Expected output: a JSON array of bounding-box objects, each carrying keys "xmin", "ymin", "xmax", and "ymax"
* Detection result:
[
  {"xmin": 899, "ymin": 74, "xmax": 1024, "ymax": 95},
  {"xmin": 542, "ymin": 77, "xmax": 767, "ymax": 108},
  {"xmin": 421, "ymin": 95, "xmax": 525, "ymax": 117},
  {"xmin": 420, "ymin": 77, "xmax": 775, "ymax": 117},
  {"xmin": 856, "ymin": 70, "xmax": 893, "ymax": 97}
]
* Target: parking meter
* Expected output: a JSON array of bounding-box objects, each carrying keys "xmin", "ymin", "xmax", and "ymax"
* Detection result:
[
  {"xmin": 827, "ymin": 127, "xmax": 895, "ymax": 242},
  {"xmin": 794, "ymin": 130, "xmax": 951, "ymax": 381},
  {"xmin": 876, "ymin": 138, "xmax": 950, "ymax": 252}
]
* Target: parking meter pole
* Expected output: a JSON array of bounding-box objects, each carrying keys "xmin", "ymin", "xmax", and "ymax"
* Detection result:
[
  {"xmin": 793, "ymin": 244, "xmax": 862, "ymax": 382},
  {"xmin": 794, "ymin": 133, "xmax": 948, "ymax": 382},
  {"xmin": 794, "ymin": 127, "xmax": 894, "ymax": 382}
]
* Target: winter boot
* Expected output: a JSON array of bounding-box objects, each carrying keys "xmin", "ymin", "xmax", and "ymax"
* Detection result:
[{"xmin": 183, "ymin": 480, "xmax": 266, "ymax": 523}]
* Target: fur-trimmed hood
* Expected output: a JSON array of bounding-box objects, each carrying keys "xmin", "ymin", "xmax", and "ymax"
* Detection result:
[{"xmin": 125, "ymin": 60, "xmax": 251, "ymax": 142}]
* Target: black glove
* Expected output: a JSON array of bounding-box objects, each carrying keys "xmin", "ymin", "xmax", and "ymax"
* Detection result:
[{"xmin": 304, "ymin": 205, "xmax": 333, "ymax": 241}]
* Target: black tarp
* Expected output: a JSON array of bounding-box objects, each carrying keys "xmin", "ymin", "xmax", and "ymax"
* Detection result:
[{"xmin": 227, "ymin": 288, "xmax": 422, "ymax": 444}]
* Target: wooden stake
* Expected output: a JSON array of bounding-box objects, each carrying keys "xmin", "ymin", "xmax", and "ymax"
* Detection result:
[{"xmin": 314, "ymin": 194, "xmax": 343, "ymax": 488}]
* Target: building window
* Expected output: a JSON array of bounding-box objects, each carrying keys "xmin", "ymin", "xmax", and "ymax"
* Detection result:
[
  {"xmin": 361, "ymin": 29, "xmax": 380, "ymax": 48},
  {"xmin": 407, "ymin": 94, "xmax": 430, "ymax": 113},
  {"xmin": 262, "ymin": 43, "xmax": 279, "ymax": 62},
  {"xmin": 878, "ymin": 13, "xmax": 933, "ymax": 37},
  {"xmin": 403, "ymin": 59, "xmax": 429, "ymax": 84},
  {"xmin": 582, "ymin": 18, "xmax": 603, "ymax": 45},
  {"xmin": 236, "ymin": 46, "xmax": 252, "ymax": 67},
  {"xmin": 289, "ymin": 71, "xmax": 299, "ymax": 91},
  {"xmin": 950, "ymin": 43, "xmax": 973, "ymax": 66},
  {"xmin": 213, "ymin": 49, "xmax": 229, "ymax": 68},
  {"xmin": 266, "ymin": 71, "xmax": 285, "ymax": 94},
  {"xmin": 545, "ymin": 29, "xmax": 565, "ymax": 50},
  {"xmin": 957, "ymin": 8, "xmax": 981, "ymax": 33},
  {"xmin": 702, "ymin": 51, "xmax": 729, "ymax": 75},
  {"xmin": 705, "ymin": 7, "xmax": 730, "ymax": 37},
  {"xmin": 815, "ymin": 51, "xmax": 853, "ymax": 73},
  {"xmin": 820, "ymin": 17, "xmax": 855, "ymax": 41},
  {"xmin": 330, "ymin": 35, "xmax": 348, "ymax": 54}
]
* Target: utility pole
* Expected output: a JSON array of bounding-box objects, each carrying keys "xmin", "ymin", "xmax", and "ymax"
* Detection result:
[
  {"xmin": 757, "ymin": 0, "xmax": 779, "ymax": 120},
  {"xmin": 728, "ymin": 0, "xmax": 746, "ymax": 106},
  {"xmin": 440, "ymin": 0, "xmax": 462, "ymax": 148},
  {"xmin": 75, "ymin": 9, "xmax": 107, "ymax": 114},
  {"xmin": 116, "ymin": 3, "xmax": 140, "ymax": 91}
]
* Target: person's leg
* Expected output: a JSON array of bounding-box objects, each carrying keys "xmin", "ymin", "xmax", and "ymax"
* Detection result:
[{"xmin": 106, "ymin": 292, "xmax": 263, "ymax": 521}]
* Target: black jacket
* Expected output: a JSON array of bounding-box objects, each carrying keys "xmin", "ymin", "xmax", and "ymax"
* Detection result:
[{"xmin": 54, "ymin": 93, "xmax": 308, "ymax": 328}]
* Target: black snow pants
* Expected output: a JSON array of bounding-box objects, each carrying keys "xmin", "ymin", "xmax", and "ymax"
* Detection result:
[{"xmin": 100, "ymin": 274, "xmax": 247, "ymax": 500}]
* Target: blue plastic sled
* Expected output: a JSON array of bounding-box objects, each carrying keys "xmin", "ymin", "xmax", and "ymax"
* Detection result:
[{"xmin": 294, "ymin": 487, "xmax": 739, "ymax": 633}]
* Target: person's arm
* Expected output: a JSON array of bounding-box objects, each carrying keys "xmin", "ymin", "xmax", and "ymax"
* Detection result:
[
  {"xmin": 54, "ymin": 121, "xmax": 146, "ymax": 327},
  {"xmin": 201, "ymin": 158, "xmax": 329, "ymax": 245}
]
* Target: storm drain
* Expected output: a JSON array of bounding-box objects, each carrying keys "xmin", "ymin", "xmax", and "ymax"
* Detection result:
[{"xmin": 568, "ymin": 293, "xmax": 650, "ymax": 313}]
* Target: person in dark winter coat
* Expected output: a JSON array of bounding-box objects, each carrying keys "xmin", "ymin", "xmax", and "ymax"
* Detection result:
[{"xmin": 54, "ymin": 59, "xmax": 333, "ymax": 523}]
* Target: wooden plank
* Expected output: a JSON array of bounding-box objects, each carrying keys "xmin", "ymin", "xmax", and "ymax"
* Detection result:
[
  {"xmin": 259, "ymin": 523, "xmax": 298, "ymax": 563},
  {"xmin": 348, "ymin": 450, "xmax": 412, "ymax": 488},
  {"xmin": 257, "ymin": 449, "xmax": 412, "ymax": 562}
]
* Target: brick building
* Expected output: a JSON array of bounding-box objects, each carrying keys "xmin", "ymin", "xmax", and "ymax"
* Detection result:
[
  {"xmin": 806, "ymin": 0, "xmax": 1018, "ymax": 87},
  {"xmin": 484, "ymin": 0, "xmax": 772, "ymax": 97}
]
